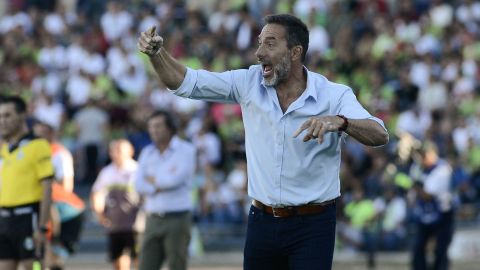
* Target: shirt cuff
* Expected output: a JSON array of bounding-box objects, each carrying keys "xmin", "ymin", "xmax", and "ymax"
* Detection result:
[
  {"xmin": 169, "ymin": 67, "xmax": 197, "ymax": 98},
  {"xmin": 368, "ymin": 116, "xmax": 387, "ymax": 132}
]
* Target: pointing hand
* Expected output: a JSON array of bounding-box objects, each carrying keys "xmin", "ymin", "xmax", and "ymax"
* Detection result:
[
  {"xmin": 293, "ymin": 116, "xmax": 343, "ymax": 144},
  {"xmin": 138, "ymin": 26, "xmax": 164, "ymax": 56}
]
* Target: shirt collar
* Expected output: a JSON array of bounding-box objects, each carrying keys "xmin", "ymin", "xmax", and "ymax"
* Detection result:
[
  {"xmin": 8, "ymin": 132, "xmax": 36, "ymax": 152},
  {"xmin": 156, "ymin": 136, "xmax": 181, "ymax": 156},
  {"xmin": 303, "ymin": 66, "xmax": 318, "ymax": 102},
  {"xmin": 169, "ymin": 136, "xmax": 181, "ymax": 150}
]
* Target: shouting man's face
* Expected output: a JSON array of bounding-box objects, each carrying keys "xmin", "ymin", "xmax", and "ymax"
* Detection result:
[{"xmin": 256, "ymin": 24, "xmax": 292, "ymax": 87}]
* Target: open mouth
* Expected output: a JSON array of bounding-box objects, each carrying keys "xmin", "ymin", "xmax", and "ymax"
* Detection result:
[{"xmin": 262, "ymin": 64, "xmax": 273, "ymax": 77}]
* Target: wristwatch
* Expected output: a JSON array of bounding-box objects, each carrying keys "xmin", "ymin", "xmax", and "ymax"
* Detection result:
[{"xmin": 337, "ymin": 115, "xmax": 349, "ymax": 132}]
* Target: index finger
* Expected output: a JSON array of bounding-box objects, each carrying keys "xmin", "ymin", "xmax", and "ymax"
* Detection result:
[
  {"xmin": 293, "ymin": 119, "xmax": 311, "ymax": 138},
  {"xmin": 147, "ymin": 26, "xmax": 156, "ymax": 37}
]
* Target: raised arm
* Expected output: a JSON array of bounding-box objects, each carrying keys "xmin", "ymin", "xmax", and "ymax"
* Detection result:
[{"xmin": 137, "ymin": 26, "xmax": 186, "ymax": 89}]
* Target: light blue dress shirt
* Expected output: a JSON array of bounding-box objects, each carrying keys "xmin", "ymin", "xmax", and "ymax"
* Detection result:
[
  {"xmin": 172, "ymin": 65, "xmax": 385, "ymax": 206},
  {"xmin": 134, "ymin": 136, "xmax": 196, "ymax": 214}
]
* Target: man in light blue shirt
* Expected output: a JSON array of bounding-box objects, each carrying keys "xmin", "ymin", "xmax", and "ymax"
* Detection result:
[
  {"xmin": 139, "ymin": 13, "xmax": 388, "ymax": 270},
  {"xmin": 134, "ymin": 110, "xmax": 196, "ymax": 270}
]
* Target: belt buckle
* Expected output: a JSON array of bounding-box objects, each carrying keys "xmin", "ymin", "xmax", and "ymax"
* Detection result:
[{"xmin": 271, "ymin": 204, "xmax": 285, "ymax": 218}]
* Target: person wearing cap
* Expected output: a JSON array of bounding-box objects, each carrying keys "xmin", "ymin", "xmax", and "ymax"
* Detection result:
[
  {"xmin": 0, "ymin": 96, "xmax": 54, "ymax": 270},
  {"xmin": 410, "ymin": 141, "xmax": 454, "ymax": 270},
  {"xmin": 138, "ymin": 13, "xmax": 388, "ymax": 270}
]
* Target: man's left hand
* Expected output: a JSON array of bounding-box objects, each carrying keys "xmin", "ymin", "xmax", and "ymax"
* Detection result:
[{"xmin": 293, "ymin": 116, "xmax": 343, "ymax": 144}]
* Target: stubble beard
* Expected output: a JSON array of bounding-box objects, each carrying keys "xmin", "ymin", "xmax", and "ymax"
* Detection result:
[
  {"xmin": 0, "ymin": 122, "xmax": 23, "ymax": 140},
  {"xmin": 264, "ymin": 53, "xmax": 292, "ymax": 87}
]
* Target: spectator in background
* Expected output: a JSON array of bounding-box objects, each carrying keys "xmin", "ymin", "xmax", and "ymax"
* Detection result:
[
  {"xmin": 341, "ymin": 187, "xmax": 378, "ymax": 269},
  {"xmin": 33, "ymin": 120, "xmax": 74, "ymax": 192},
  {"xmin": 0, "ymin": 96, "xmax": 53, "ymax": 270},
  {"xmin": 33, "ymin": 119, "xmax": 83, "ymax": 270},
  {"xmin": 91, "ymin": 139, "xmax": 140, "ymax": 270},
  {"xmin": 47, "ymin": 182, "xmax": 85, "ymax": 270},
  {"xmin": 32, "ymin": 94, "xmax": 65, "ymax": 131},
  {"xmin": 396, "ymin": 105, "xmax": 431, "ymax": 140},
  {"xmin": 375, "ymin": 187, "xmax": 407, "ymax": 251},
  {"xmin": 73, "ymin": 99, "xmax": 109, "ymax": 183},
  {"xmin": 410, "ymin": 141, "xmax": 454, "ymax": 270},
  {"xmin": 100, "ymin": 1, "xmax": 133, "ymax": 44},
  {"xmin": 207, "ymin": 152, "xmax": 250, "ymax": 224},
  {"xmin": 134, "ymin": 110, "xmax": 196, "ymax": 270}
]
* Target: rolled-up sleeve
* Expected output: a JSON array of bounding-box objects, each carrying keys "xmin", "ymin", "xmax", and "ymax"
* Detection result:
[
  {"xmin": 170, "ymin": 67, "xmax": 247, "ymax": 103},
  {"xmin": 336, "ymin": 87, "xmax": 386, "ymax": 131}
]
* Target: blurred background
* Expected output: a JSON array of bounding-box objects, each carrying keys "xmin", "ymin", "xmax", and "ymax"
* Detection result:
[{"xmin": 1, "ymin": 0, "xmax": 480, "ymax": 269}]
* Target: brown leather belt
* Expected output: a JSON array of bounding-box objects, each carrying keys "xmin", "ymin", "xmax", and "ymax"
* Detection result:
[{"xmin": 252, "ymin": 199, "xmax": 336, "ymax": 218}]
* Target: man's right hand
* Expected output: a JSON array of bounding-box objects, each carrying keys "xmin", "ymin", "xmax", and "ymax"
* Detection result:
[
  {"xmin": 97, "ymin": 213, "xmax": 111, "ymax": 228},
  {"xmin": 138, "ymin": 26, "xmax": 164, "ymax": 56},
  {"xmin": 33, "ymin": 230, "xmax": 46, "ymax": 259}
]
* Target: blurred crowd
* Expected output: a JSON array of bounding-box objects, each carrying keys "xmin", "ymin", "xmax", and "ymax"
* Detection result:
[{"xmin": 1, "ymin": 0, "xmax": 480, "ymax": 255}]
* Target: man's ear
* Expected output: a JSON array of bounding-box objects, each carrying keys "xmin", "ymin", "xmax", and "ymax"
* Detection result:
[{"xmin": 291, "ymin": 45, "xmax": 303, "ymax": 61}]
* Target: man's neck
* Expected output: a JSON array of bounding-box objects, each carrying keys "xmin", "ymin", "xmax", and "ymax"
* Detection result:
[
  {"xmin": 276, "ymin": 65, "xmax": 306, "ymax": 99},
  {"xmin": 114, "ymin": 160, "xmax": 127, "ymax": 168},
  {"xmin": 6, "ymin": 127, "xmax": 28, "ymax": 146},
  {"xmin": 154, "ymin": 137, "xmax": 173, "ymax": 154},
  {"xmin": 276, "ymin": 65, "xmax": 306, "ymax": 113}
]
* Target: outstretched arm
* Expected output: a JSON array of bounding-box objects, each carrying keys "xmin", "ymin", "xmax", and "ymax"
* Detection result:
[{"xmin": 138, "ymin": 26, "xmax": 186, "ymax": 89}]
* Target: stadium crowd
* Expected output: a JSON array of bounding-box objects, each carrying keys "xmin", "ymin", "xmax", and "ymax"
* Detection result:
[{"xmin": 1, "ymin": 0, "xmax": 480, "ymax": 262}]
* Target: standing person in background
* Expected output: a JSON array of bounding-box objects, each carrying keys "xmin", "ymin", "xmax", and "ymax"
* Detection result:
[
  {"xmin": 91, "ymin": 139, "xmax": 140, "ymax": 270},
  {"xmin": 134, "ymin": 110, "xmax": 196, "ymax": 270},
  {"xmin": 73, "ymin": 99, "xmax": 109, "ymax": 184},
  {"xmin": 0, "ymin": 96, "xmax": 54, "ymax": 270},
  {"xmin": 410, "ymin": 141, "xmax": 454, "ymax": 270},
  {"xmin": 138, "ymin": 13, "xmax": 388, "ymax": 269},
  {"xmin": 33, "ymin": 120, "xmax": 84, "ymax": 270},
  {"xmin": 33, "ymin": 120, "xmax": 74, "ymax": 192},
  {"xmin": 47, "ymin": 182, "xmax": 85, "ymax": 270}
]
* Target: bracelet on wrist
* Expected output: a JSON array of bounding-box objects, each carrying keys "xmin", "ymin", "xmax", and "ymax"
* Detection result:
[{"xmin": 337, "ymin": 114, "xmax": 349, "ymax": 132}]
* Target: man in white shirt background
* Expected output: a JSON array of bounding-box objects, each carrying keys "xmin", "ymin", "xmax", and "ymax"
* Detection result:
[{"xmin": 134, "ymin": 110, "xmax": 196, "ymax": 270}]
